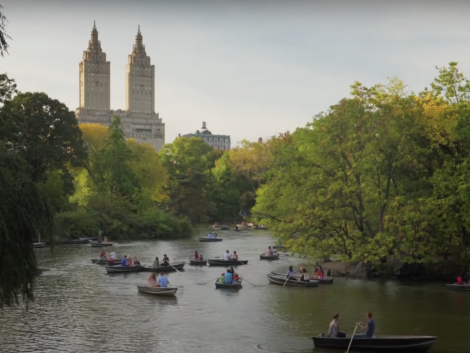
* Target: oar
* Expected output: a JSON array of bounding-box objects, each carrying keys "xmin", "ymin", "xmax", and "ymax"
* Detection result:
[
  {"xmin": 95, "ymin": 254, "xmax": 107, "ymax": 265},
  {"xmin": 239, "ymin": 277, "xmax": 266, "ymax": 288},
  {"xmin": 345, "ymin": 324, "xmax": 358, "ymax": 353},
  {"xmin": 168, "ymin": 262, "xmax": 180, "ymax": 273},
  {"xmin": 198, "ymin": 277, "xmax": 218, "ymax": 285},
  {"xmin": 283, "ymin": 275, "xmax": 291, "ymax": 287}
]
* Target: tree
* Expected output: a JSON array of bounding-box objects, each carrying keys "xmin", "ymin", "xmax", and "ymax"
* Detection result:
[
  {"xmin": 424, "ymin": 62, "xmax": 470, "ymax": 104},
  {"xmin": 0, "ymin": 92, "xmax": 87, "ymax": 195},
  {"xmin": 0, "ymin": 143, "xmax": 54, "ymax": 308},
  {"xmin": 0, "ymin": 5, "xmax": 9, "ymax": 57},
  {"xmin": 160, "ymin": 137, "xmax": 215, "ymax": 222},
  {"xmin": 0, "ymin": 74, "xmax": 16, "ymax": 104}
]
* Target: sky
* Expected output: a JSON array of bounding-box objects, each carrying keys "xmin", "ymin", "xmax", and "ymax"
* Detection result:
[{"xmin": 2, "ymin": 0, "xmax": 470, "ymax": 145}]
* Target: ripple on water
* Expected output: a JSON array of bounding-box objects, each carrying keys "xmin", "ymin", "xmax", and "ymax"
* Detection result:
[{"xmin": 1, "ymin": 230, "xmax": 470, "ymax": 353}]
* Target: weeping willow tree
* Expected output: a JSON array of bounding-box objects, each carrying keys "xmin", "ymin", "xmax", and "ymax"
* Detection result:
[{"xmin": 0, "ymin": 143, "xmax": 54, "ymax": 308}]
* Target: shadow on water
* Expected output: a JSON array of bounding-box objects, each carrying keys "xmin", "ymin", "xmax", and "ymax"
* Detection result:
[{"xmin": 1, "ymin": 227, "xmax": 469, "ymax": 353}]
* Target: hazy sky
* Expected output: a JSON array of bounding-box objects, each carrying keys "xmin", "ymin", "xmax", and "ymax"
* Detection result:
[{"xmin": 2, "ymin": 0, "xmax": 470, "ymax": 145}]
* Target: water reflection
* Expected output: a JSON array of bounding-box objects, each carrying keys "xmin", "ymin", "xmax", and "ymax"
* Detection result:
[{"xmin": 0, "ymin": 228, "xmax": 468, "ymax": 353}]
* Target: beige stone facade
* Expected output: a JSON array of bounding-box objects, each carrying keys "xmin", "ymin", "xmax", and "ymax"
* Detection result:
[{"xmin": 75, "ymin": 23, "xmax": 165, "ymax": 151}]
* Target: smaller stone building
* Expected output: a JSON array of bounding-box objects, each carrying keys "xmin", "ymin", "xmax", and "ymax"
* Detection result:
[{"xmin": 182, "ymin": 122, "xmax": 231, "ymax": 150}]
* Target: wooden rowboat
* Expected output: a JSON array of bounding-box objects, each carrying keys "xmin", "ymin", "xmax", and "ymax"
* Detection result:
[
  {"xmin": 140, "ymin": 262, "xmax": 185, "ymax": 272},
  {"xmin": 207, "ymin": 259, "xmax": 248, "ymax": 266},
  {"xmin": 446, "ymin": 283, "xmax": 470, "ymax": 291},
  {"xmin": 270, "ymin": 271, "xmax": 334, "ymax": 283},
  {"xmin": 312, "ymin": 335, "xmax": 436, "ymax": 352},
  {"xmin": 189, "ymin": 258, "xmax": 207, "ymax": 266},
  {"xmin": 91, "ymin": 258, "xmax": 122, "ymax": 265},
  {"xmin": 199, "ymin": 238, "xmax": 223, "ymax": 242},
  {"xmin": 90, "ymin": 242, "xmax": 113, "ymax": 247},
  {"xmin": 105, "ymin": 265, "xmax": 143, "ymax": 273},
  {"xmin": 267, "ymin": 274, "xmax": 319, "ymax": 287},
  {"xmin": 260, "ymin": 254, "xmax": 279, "ymax": 260},
  {"xmin": 137, "ymin": 286, "xmax": 178, "ymax": 296},
  {"xmin": 215, "ymin": 280, "xmax": 242, "ymax": 289}
]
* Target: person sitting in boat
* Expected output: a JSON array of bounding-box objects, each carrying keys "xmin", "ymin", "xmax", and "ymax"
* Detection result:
[
  {"xmin": 231, "ymin": 251, "xmax": 238, "ymax": 260},
  {"xmin": 133, "ymin": 257, "xmax": 141, "ymax": 265},
  {"xmin": 266, "ymin": 246, "xmax": 273, "ymax": 256},
  {"xmin": 286, "ymin": 266, "xmax": 296, "ymax": 280},
  {"xmin": 230, "ymin": 266, "xmax": 238, "ymax": 277},
  {"xmin": 207, "ymin": 232, "xmax": 213, "ymax": 239},
  {"xmin": 327, "ymin": 314, "xmax": 345, "ymax": 337},
  {"xmin": 103, "ymin": 236, "xmax": 109, "ymax": 243},
  {"xmin": 99, "ymin": 250, "xmax": 106, "ymax": 259},
  {"xmin": 108, "ymin": 250, "xmax": 117, "ymax": 265},
  {"xmin": 126, "ymin": 257, "xmax": 133, "ymax": 266},
  {"xmin": 225, "ymin": 269, "xmax": 233, "ymax": 284},
  {"xmin": 214, "ymin": 233, "xmax": 218, "ymax": 238},
  {"xmin": 355, "ymin": 312, "xmax": 376, "ymax": 338},
  {"xmin": 161, "ymin": 254, "xmax": 170, "ymax": 266},
  {"xmin": 97, "ymin": 236, "xmax": 103, "ymax": 243},
  {"xmin": 218, "ymin": 273, "xmax": 225, "ymax": 283},
  {"xmin": 300, "ymin": 268, "xmax": 310, "ymax": 282},
  {"xmin": 153, "ymin": 257, "xmax": 160, "ymax": 267},
  {"xmin": 148, "ymin": 273, "xmax": 159, "ymax": 288},
  {"xmin": 199, "ymin": 253, "xmax": 204, "ymax": 261},
  {"xmin": 194, "ymin": 251, "xmax": 199, "ymax": 260},
  {"xmin": 121, "ymin": 255, "xmax": 128, "ymax": 267},
  {"xmin": 158, "ymin": 273, "xmax": 170, "ymax": 288},
  {"xmin": 314, "ymin": 267, "xmax": 324, "ymax": 279},
  {"xmin": 456, "ymin": 274, "xmax": 464, "ymax": 285},
  {"xmin": 300, "ymin": 264, "xmax": 306, "ymax": 273},
  {"xmin": 223, "ymin": 250, "xmax": 230, "ymax": 261}
]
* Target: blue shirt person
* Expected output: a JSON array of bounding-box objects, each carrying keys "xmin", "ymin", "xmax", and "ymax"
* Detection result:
[
  {"xmin": 158, "ymin": 274, "xmax": 169, "ymax": 288},
  {"xmin": 121, "ymin": 256, "xmax": 128, "ymax": 266},
  {"xmin": 355, "ymin": 312, "xmax": 376, "ymax": 338},
  {"xmin": 224, "ymin": 271, "xmax": 233, "ymax": 284}
]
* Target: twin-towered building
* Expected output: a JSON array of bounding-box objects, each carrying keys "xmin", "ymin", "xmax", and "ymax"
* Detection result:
[{"xmin": 75, "ymin": 22, "xmax": 165, "ymax": 151}]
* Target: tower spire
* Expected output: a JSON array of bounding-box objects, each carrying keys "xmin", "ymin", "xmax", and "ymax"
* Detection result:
[
  {"xmin": 137, "ymin": 25, "xmax": 141, "ymax": 35},
  {"xmin": 93, "ymin": 20, "xmax": 97, "ymax": 31}
]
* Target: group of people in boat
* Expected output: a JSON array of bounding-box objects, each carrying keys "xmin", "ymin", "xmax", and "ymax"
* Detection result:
[
  {"xmin": 456, "ymin": 274, "xmax": 470, "ymax": 285},
  {"xmin": 193, "ymin": 251, "xmax": 204, "ymax": 261},
  {"xmin": 218, "ymin": 267, "xmax": 241, "ymax": 284},
  {"xmin": 223, "ymin": 250, "xmax": 238, "ymax": 260},
  {"xmin": 152, "ymin": 254, "xmax": 171, "ymax": 267},
  {"xmin": 327, "ymin": 312, "xmax": 376, "ymax": 338},
  {"xmin": 147, "ymin": 272, "xmax": 170, "ymax": 288},
  {"xmin": 206, "ymin": 232, "xmax": 219, "ymax": 239},
  {"xmin": 98, "ymin": 250, "xmax": 119, "ymax": 265},
  {"xmin": 286, "ymin": 265, "xmax": 325, "ymax": 282},
  {"xmin": 120, "ymin": 255, "xmax": 141, "ymax": 266},
  {"xmin": 265, "ymin": 246, "xmax": 277, "ymax": 256}
]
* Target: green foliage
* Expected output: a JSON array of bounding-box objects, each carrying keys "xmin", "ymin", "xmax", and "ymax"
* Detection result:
[
  {"xmin": 0, "ymin": 74, "xmax": 16, "ymax": 103},
  {"xmin": 0, "ymin": 5, "xmax": 9, "ymax": 57},
  {"xmin": 0, "ymin": 92, "xmax": 87, "ymax": 192},
  {"xmin": 0, "ymin": 143, "xmax": 54, "ymax": 308},
  {"xmin": 160, "ymin": 137, "xmax": 215, "ymax": 222}
]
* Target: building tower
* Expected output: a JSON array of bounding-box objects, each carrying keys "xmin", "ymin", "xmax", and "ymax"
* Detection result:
[
  {"xmin": 126, "ymin": 25, "xmax": 155, "ymax": 114},
  {"xmin": 79, "ymin": 21, "xmax": 111, "ymax": 111}
]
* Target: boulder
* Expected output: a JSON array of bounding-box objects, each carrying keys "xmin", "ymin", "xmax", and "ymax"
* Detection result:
[{"xmin": 350, "ymin": 261, "xmax": 372, "ymax": 279}]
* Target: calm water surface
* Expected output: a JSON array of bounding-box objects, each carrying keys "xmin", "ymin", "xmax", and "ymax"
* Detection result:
[{"xmin": 1, "ymin": 228, "xmax": 469, "ymax": 353}]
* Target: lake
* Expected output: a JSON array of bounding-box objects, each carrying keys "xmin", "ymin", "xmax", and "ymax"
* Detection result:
[{"xmin": 0, "ymin": 227, "xmax": 468, "ymax": 353}]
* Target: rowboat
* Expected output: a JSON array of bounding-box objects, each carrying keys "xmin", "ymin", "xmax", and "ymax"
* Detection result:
[
  {"xmin": 33, "ymin": 242, "xmax": 45, "ymax": 248},
  {"xmin": 137, "ymin": 286, "xmax": 178, "ymax": 296},
  {"xmin": 207, "ymin": 259, "xmax": 248, "ymax": 266},
  {"xmin": 90, "ymin": 242, "xmax": 113, "ymax": 247},
  {"xmin": 253, "ymin": 227, "xmax": 269, "ymax": 230},
  {"xmin": 267, "ymin": 274, "xmax": 319, "ymax": 287},
  {"xmin": 270, "ymin": 271, "xmax": 334, "ymax": 283},
  {"xmin": 189, "ymin": 258, "xmax": 207, "ymax": 266},
  {"xmin": 446, "ymin": 283, "xmax": 470, "ymax": 291},
  {"xmin": 312, "ymin": 335, "xmax": 436, "ymax": 352},
  {"xmin": 215, "ymin": 280, "xmax": 242, "ymax": 289},
  {"xmin": 105, "ymin": 265, "xmax": 143, "ymax": 273},
  {"xmin": 260, "ymin": 254, "xmax": 279, "ymax": 260},
  {"xmin": 91, "ymin": 258, "xmax": 122, "ymax": 265},
  {"xmin": 199, "ymin": 238, "xmax": 223, "ymax": 242},
  {"xmin": 140, "ymin": 262, "xmax": 185, "ymax": 272}
]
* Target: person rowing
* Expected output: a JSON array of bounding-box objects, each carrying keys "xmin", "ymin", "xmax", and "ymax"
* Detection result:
[
  {"xmin": 207, "ymin": 232, "xmax": 213, "ymax": 239},
  {"xmin": 355, "ymin": 312, "xmax": 376, "ymax": 338},
  {"xmin": 194, "ymin": 251, "xmax": 199, "ymax": 260},
  {"xmin": 161, "ymin": 254, "xmax": 170, "ymax": 266},
  {"xmin": 286, "ymin": 266, "xmax": 297, "ymax": 280},
  {"xmin": 158, "ymin": 273, "xmax": 170, "ymax": 288},
  {"xmin": 266, "ymin": 246, "xmax": 273, "ymax": 256}
]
